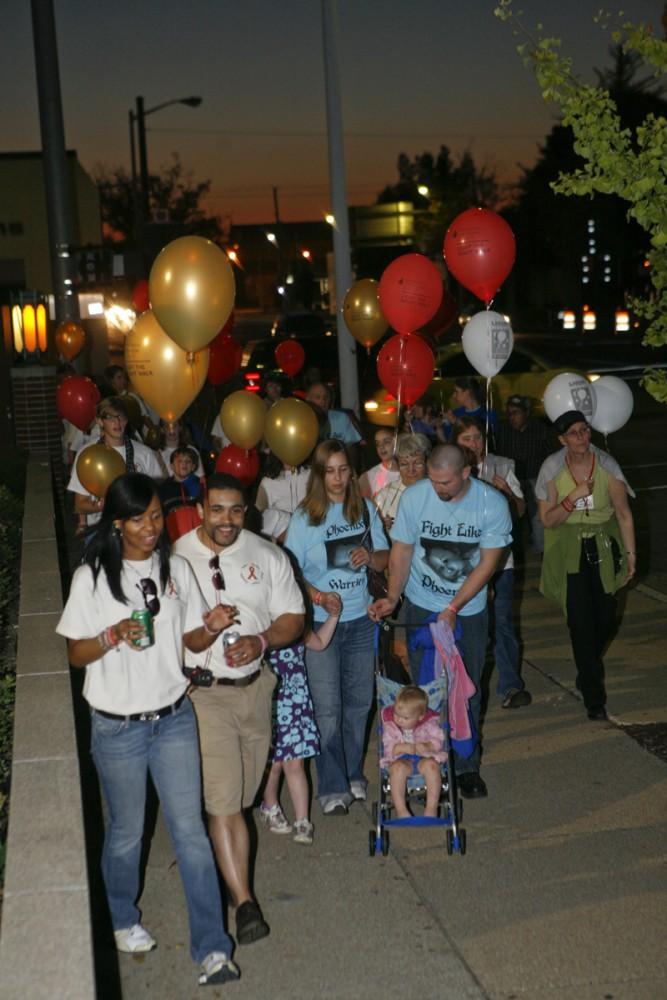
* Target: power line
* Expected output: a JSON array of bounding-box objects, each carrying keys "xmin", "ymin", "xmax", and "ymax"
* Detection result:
[{"xmin": 149, "ymin": 126, "xmax": 542, "ymax": 141}]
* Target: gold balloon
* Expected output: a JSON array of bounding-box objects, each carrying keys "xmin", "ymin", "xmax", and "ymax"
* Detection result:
[
  {"xmin": 55, "ymin": 320, "xmax": 85, "ymax": 360},
  {"xmin": 149, "ymin": 235, "xmax": 235, "ymax": 354},
  {"xmin": 125, "ymin": 310, "xmax": 209, "ymax": 423},
  {"xmin": 76, "ymin": 444, "xmax": 126, "ymax": 497},
  {"xmin": 342, "ymin": 278, "xmax": 388, "ymax": 349},
  {"xmin": 264, "ymin": 398, "xmax": 319, "ymax": 468},
  {"xmin": 220, "ymin": 390, "xmax": 267, "ymax": 450}
]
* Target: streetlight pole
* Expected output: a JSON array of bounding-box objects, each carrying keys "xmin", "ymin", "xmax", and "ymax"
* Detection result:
[{"xmin": 128, "ymin": 95, "xmax": 202, "ymax": 255}]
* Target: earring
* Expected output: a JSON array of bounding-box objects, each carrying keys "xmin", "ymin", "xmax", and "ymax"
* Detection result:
[{"xmin": 113, "ymin": 523, "xmax": 122, "ymax": 537}]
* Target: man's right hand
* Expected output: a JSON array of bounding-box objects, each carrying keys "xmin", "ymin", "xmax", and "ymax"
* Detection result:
[{"xmin": 368, "ymin": 597, "xmax": 397, "ymax": 622}]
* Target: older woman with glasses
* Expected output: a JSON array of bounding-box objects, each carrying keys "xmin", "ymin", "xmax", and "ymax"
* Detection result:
[
  {"xmin": 536, "ymin": 410, "xmax": 636, "ymax": 721},
  {"xmin": 374, "ymin": 432, "xmax": 431, "ymax": 532},
  {"xmin": 56, "ymin": 472, "xmax": 241, "ymax": 987}
]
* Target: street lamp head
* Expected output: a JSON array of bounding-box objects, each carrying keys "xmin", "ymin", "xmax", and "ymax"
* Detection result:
[
  {"xmin": 266, "ymin": 232, "xmax": 278, "ymax": 245},
  {"xmin": 181, "ymin": 96, "xmax": 202, "ymax": 108}
]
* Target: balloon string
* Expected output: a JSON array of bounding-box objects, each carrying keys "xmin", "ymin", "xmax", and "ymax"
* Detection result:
[
  {"xmin": 485, "ymin": 376, "xmax": 491, "ymax": 458},
  {"xmin": 396, "ymin": 334, "xmax": 406, "ymax": 439}
]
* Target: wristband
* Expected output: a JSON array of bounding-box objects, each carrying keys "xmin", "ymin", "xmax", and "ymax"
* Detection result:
[
  {"xmin": 203, "ymin": 621, "xmax": 222, "ymax": 637},
  {"xmin": 445, "ymin": 604, "xmax": 458, "ymax": 615},
  {"xmin": 561, "ymin": 497, "xmax": 575, "ymax": 512},
  {"xmin": 257, "ymin": 632, "xmax": 269, "ymax": 656},
  {"xmin": 98, "ymin": 630, "xmax": 111, "ymax": 652},
  {"xmin": 312, "ymin": 590, "xmax": 322, "ymax": 606},
  {"xmin": 107, "ymin": 626, "xmax": 121, "ymax": 647}
]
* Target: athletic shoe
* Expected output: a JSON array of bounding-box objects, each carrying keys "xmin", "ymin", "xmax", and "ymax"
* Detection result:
[
  {"xmin": 235, "ymin": 901, "xmax": 270, "ymax": 945},
  {"xmin": 198, "ymin": 952, "xmax": 240, "ymax": 986},
  {"xmin": 114, "ymin": 923, "xmax": 156, "ymax": 954},
  {"xmin": 501, "ymin": 689, "xmax": 532, "ymax": 709},
  {"xmin": 322, "ymin": 798, "xmax": 348, "ymax": 816},
  {"xmin": 293, "ymin": 819, "xmax": 314, "ymax": 845},
  {"xmin": 259, "ymin": 802, "xmax": 292, "ymax": 834},
  {"xmin": 349, "ymin": 781, "xmax": 367, "ymax": 801}
]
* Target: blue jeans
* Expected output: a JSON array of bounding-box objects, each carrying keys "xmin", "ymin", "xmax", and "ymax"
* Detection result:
[
  {"xmin": 91, "ymin": 697, "xmax": 231, "ymax": 963},
  {"xmin": 491, "ymin": 568, "xmax": 524, "ymax": 697},
  {"xmin": 404, "ymin": 598, "xmax": 488, "ymax": 775},
  {"xmin": 305, "ymin": 615, "xmax": 375, "ymax": 809}
]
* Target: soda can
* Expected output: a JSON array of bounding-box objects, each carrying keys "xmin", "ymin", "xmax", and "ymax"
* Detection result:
[
  {"xmin": 223, "ymin": 629, "xmax": 241, "ymax": 652},
  {"xmin": 131, "ymin": 608, "xmax": 154, "ymax": 649}
]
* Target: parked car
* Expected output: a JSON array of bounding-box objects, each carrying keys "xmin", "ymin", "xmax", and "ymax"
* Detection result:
[{"xmin": 363, "ymin": 343, "xmax": 591, "ymax": 426}]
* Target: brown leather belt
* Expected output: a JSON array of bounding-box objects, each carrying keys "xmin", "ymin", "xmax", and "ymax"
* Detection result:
[{"xmin": 216, "ymin": 669, "xmax": 261, "ymax": 688}]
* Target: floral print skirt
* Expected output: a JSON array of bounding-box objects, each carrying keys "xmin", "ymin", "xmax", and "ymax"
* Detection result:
[{"xmin": 268, "ymin": 642, "xmax": 320, "ymax": 761}]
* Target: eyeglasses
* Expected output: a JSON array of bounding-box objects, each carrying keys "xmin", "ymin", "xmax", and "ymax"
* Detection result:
[
  {"xmin": 564, "ymin": 426, "xmax": 591, "ymax": 439},
  {"xmin": 209, "ymin": 554, "xmax": 225, "ymax": 591},
  {"xmin": 100, "ymin": 412, "xmax": 125, "ymax": 421},
  {"xmin": 136, "ymin": 578, "xmax": 160, "ymax": 616},
  {"xmin": 398, "ymin": 459, "xmax": 425, "ymax": 470}
]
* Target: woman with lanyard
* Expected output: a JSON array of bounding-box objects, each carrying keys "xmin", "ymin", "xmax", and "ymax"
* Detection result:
[
  {"xmin": 285, "ymin": 440, "xmax": 389, "ymax": 816},
  {"xmin": 451, "ymin": 417, "xmax": 532, "ymax": 709},
  {"xmin": 68, "ymin": 397, "xmax": 166, "ymax": 528},
  {"xmin": 374, "ymin": 432, "xmax": 431, "ymax": 533},
  {"xmin": 536, "ymin": 410, "xmax": 636, "ymax": 721},
  {"xmin": 56, "ymin": 472, "xmax": 241, "ymax": 987}
]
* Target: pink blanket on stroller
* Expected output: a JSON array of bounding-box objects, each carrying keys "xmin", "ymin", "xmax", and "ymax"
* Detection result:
[{"xmin": 428, "ymin": 621, "xmax": 476, "ymax": 745}]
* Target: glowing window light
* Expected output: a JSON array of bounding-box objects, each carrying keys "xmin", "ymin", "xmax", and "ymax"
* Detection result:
[
  {"xmin": 12, "ymin": 305, "xmax": 23, "ymax": 352},
  {"xmin": 36, "ymin": 304, "xmax": 48, "ymax": 351},
  {"xmin": 1, "ymin": 305, "xmax": 11, "ymax": 353},
  {"xmin": 615, "ymin": 310, "xmax": 630, "ymax": 333},
  {"xmin": 583, "ymin": 310, "xmax": 596, "ymax": 331}
]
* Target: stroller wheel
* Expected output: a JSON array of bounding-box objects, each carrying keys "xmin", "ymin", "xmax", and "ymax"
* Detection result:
[
  {"xmin": 381, "ymin": 828, "xmax": 390, "ymax": 856},
  {"xmin": 368, "ymin": 830, "xmax": 376, "ymax": 856}
]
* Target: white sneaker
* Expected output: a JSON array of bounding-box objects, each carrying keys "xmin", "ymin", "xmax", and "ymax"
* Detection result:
[
  {"xmin": 322, "ymin": 797, "xmax": 348, "ymax": 816},
  {"xmin": 114, "ymin": 923, "xmax": 156, "ymax": 954},
  {"xmin": 198, "ymin": 951, "xmax": 240, "ymax": 986},
  {"xmin": 259, "ymin": 802, "xmax": 292, "ymax": 834},
  {"xmin": 350, "ymin": 781, "xmax": 367, "ymax": 802},
  {"xmin": 293, "ymin": 819, "xmax": 314, "ymax": 845}
]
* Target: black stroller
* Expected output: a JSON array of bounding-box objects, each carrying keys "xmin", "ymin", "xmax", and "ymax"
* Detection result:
[{"xmin": 368, "ymin": 621, "xmax": 467, "ymax": 857}]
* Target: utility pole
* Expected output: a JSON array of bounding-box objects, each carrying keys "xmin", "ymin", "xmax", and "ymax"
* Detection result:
[
  {"xmin": 30, "ymin": 0, "xmax": 79, "ymax": 322},
  {"xmin": 321, "ymin": 0, "xmax": 359, "ymax": 414},
  {"xmin": 136, "ymin": 96, "xmax": 150, "ymax": 221}
]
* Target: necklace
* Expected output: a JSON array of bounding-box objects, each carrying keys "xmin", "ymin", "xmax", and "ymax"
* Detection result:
[{"xmin": 565, "ymin": 452, "xmax": 596, "ymax": 517}]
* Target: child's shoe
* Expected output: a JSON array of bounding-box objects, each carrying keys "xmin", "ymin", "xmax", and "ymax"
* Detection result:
[
  {"xmin": 293, "ymin": 819, "xmax": 314, "ymax": 845},
  {"xmin": 259, "ymin": 802, "xmax": 292, "ymax": 834}
]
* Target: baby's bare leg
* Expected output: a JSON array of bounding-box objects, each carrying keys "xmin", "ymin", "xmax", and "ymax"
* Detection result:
[
  {"xmin": 389, "ymin": 760, "xmax": 413, "ymax": 817},
  {"xmin": 418, "ymin": 758, "xmax": 442, "ymax": 816}
]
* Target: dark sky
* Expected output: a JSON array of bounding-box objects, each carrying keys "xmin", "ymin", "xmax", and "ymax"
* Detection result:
[{"xmin": 3, "ymin": 1, "xmax": 662, "ymax": 223}]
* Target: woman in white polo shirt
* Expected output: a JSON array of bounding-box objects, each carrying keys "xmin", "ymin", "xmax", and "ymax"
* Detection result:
[{"xmin": 56, "ymin": 472, "xmax": 240, "ymax": 987}]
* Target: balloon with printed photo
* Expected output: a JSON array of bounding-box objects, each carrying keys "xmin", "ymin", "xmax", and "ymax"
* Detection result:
[
  {"xmin": 461, "ymin": 310, "xmax": 513, "ymax": 378},
  {"xmin": 543, "ymin": 372, "xmax": 597, "ymax": 423}
]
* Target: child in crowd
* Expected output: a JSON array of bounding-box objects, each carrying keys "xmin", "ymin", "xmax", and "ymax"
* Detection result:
[
  {"xmin": 260, "ymin": 592, "xmax": 343, "ymax": 845},
  {"xmin": 380, "ymin": 685, "xmax": 445, "ymax": 818}
]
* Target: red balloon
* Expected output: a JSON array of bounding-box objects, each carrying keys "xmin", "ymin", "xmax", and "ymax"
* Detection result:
[
  {"xmin": 131, "ymin": 279, "xmax": 150, "ymax": 313},
  {"xmin": 208, "ymin": 331, "xmax": 243, "ymax": 386},
  {"xmin": 275, "ymin": 339, "xmax": 305, "ymax": 377},
  {"xmin": 214, "ymin": 444, "xmax": 259, "ymax": 487},
  {"xmin": 418, "ymin": 282, "xmax": 458, "ymax": 339},
  {"xmin": 378, "ymin": 253, "xmax": 442, "ymax": 335},
  {"xmin": 376, "ymin": 334, "xmax": 434, "ymax": 407},
  {"xmin": 56, "ymin": 375, "xmax": 101, "ymax": 431},
  {"xmin": 443, "ymin": 208, "xmax": 516, "ymax": 306}
]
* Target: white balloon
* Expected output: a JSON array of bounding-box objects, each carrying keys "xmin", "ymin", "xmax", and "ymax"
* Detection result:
[
  {"xmin": 589, "ymin": 376, "xmax": 633, "ymax": 435},
  {"xmin": 543, "ymin": 372, "xmax": 597, "ymax": 423},
  {"xmin": 461, "ymin": 311, "xmax": 514, "ymax": 378}
]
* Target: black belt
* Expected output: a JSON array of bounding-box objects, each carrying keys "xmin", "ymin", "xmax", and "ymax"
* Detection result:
[
  {"xmin": 95, "ymin": 692, "xmax": 187, "ymax": 722},
  {"xmin": 216, "ymin": 669, "xmax": 261, "ymax": 688}
]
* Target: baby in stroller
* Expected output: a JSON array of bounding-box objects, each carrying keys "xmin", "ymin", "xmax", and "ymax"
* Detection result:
[{"xmin": 380, "ymin": 685, "xmax": 446, "ymax": 818}]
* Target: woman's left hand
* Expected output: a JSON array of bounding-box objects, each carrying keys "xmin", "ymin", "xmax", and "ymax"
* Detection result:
[
  {"xmin": 491, "ymin": 474, "xmax": 511, "ymax": 496},
  {"xmin": 349, "ymin": 546, "xmax": 370, "ymax": 569}
]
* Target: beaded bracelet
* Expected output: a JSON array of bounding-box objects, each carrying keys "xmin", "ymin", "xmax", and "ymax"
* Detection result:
[{"xmin": 312, "ymin": 590, "xmax": 322, "ymax": 606}]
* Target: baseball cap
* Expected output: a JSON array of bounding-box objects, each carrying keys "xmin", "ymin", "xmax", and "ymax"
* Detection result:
[
  {"xmin": 553, "ymin": 410, "xmax": 588, "ymax": 435},
  {"xmin": 506, "ymin": 394, "xmax": 529, "ymax": 411}
]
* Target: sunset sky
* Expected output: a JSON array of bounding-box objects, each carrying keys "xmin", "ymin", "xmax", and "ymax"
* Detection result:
[{"xmin": 2, "ymin": 1, "xmax": 662, "ymax": 224}]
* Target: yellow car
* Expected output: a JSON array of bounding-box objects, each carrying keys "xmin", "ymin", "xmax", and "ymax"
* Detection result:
[{"xmin": 363, "ymin": 343, "xmax": 590, "ymax": 426}]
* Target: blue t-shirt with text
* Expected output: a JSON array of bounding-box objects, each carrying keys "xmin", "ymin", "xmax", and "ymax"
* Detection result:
[
  {"xmin": 391, "ymin": 477, "xmax": 511, "ymax": 615},
  {"xmin": 286, "ymin": 500, "xmax": 387, "ymax": 622}
]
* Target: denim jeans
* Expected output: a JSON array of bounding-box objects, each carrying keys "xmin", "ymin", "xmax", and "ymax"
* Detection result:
[
  {"xmin": 305, "ymin": 615, "xmax": 375, "ymax": 809},
  {"xmin": 490, "ymin": 568, "xmax": 524, "ymax": 697},
  {"xmin": 91, "ymin": 697, "xmax": 231, "ymax": 963},
  {"xmin": 404, "ymin": 598, "xmax": 488, "ymax": 775}
]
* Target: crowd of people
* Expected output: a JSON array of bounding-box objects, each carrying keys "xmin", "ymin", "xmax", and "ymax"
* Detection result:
[{"xmin": 56, "ymin": 363, "xmax": 636, "ymax": 987}]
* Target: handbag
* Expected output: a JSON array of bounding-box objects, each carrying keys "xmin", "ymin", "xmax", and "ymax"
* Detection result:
[{"xmin": 361, "ymin": 502, "xmax": 388, "ymax": 599}]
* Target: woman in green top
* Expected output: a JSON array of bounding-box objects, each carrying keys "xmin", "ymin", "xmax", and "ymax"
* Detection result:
[{"xmin": 535, "ymin": 410, "xmax": 636, "ymax": 721}]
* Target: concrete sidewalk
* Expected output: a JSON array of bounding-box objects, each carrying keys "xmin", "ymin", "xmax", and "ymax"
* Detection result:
[{"xmin": 108, "ymin": 557, "xmax": 667, "ymax": 1000}]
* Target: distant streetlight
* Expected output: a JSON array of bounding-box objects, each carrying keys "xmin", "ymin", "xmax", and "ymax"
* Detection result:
[
  {"xmin": 301, "ymin": 249, "xmax": 312, "ymax": 260},
  {"xmin": 266, "ymin": 232, "xmax": 278, "ymax": 246},
  {"xmin": 417, "ymin": 184, "xmax": 429, "ymax": 197},
  {"xmin": 129, "ymin": 94, "xmax": 202, "ymax": 240},
  {"xmin": 325, "ymin": 213, "xmax": 335, "ymax": 226}
]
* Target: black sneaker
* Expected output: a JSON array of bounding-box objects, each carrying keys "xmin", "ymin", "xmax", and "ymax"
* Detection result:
[
  {"xmin": 501, "ymin": 688, "xmax": 532, "ymax": 709},
  {"xmin": 457, "ymin": 772, "xmax": 488, "ymax": 799},
  {"xmin": 587, "ymin": 706, "xmax": 608, "ymax": 721},
  {"xmin": 235, "ymin": 901, "xmax": 269, "ymax": 945}
]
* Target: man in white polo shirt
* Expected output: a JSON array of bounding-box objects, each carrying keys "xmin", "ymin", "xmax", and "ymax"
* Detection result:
[{"xmin": 173, "ymin": 473, "xmax": 304, "ymax": 947}]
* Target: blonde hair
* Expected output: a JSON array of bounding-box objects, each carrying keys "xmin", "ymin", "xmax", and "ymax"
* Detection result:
[
  {"xmin": 395, "ymin": 685, "xmax": 428, "ymax": 715},
  {"xmin": 300, "ymin": 439, "xmax": 363, "ymax": 527}
]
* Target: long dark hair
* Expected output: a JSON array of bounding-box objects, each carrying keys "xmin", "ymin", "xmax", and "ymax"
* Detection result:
[{"xmin": 85, "ymin": 473, "xmax": 170, "ymax": 604}]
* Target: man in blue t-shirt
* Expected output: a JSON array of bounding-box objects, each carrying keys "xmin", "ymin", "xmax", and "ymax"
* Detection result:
[{"xmin": 369, "ymin": 444, "xmax": 511, "ymax": 799}]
